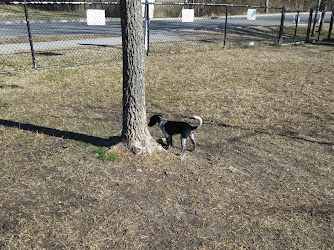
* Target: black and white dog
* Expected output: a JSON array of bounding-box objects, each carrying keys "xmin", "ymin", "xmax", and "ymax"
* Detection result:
[{"xmin": 148, "ymin": 115, "xmax": 202, "ymax": 155}]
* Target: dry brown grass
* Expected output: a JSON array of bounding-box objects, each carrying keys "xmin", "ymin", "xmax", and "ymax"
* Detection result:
[
  {"xmin": 1, "ymin": 44, "xmax": 334, "ymax": 249},
  {"xmin": 0, "ymin": 45, "xmax": 123, "ymax": 72},
  {"xmin": 0, "ymin": 35, "xmax": 116, "ymax": 45},
  {"xmin": 0, "ymin": 4, "xmax": 84, "ymax": 21}
]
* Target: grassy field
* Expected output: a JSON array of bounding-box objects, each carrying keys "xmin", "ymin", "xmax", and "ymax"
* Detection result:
[{"xmin": 1, "ymin": 44, "xmax": 334, "ymax": 249}]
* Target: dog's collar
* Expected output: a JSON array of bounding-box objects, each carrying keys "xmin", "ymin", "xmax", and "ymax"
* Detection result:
[{"xmin": 158, "ymin": 116, "xmax": 167, "ymax": 128}]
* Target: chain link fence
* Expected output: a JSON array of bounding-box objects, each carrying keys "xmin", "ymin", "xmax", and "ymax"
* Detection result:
[
  {"xmin": 146, "ymin": 3, "xmax": 283, "ymax": 55},
  {"xmin": 0, "ymin": 1, "xmax": 333, "ymax": 72},
  {"xmin": 0, "ymin": 1, "xmax": 123, "ymax": 72},
  {"xmin": 282, "ymin": 8, "xmax": 334, "ymax": 44}
]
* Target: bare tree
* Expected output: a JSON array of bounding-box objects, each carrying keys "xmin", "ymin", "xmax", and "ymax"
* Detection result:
[{"xmin": 119, "ymin": 0, "xmax": 160, "ymax": 154}]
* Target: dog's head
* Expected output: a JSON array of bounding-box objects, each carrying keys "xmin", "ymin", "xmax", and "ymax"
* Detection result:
[{"xmin": 148, "ymin": 115, "xmax": 161, "ymax": 127}]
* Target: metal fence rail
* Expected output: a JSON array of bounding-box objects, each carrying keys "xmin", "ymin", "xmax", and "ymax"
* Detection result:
[{"xmin": 0, "ymin": 1, "xmax": 333, "ymax": 72}]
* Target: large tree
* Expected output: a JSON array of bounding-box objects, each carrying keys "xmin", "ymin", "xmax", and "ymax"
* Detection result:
[{"xmin": 119, "ymin": 0, "xmax": 159, "ymax": 154}]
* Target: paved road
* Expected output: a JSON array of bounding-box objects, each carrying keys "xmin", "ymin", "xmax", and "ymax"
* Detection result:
[{"xmin": 0, "ymin": 13, "xmax": 330, "ymax": 51}]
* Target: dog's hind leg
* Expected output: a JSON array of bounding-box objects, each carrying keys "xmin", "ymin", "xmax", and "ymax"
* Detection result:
[
  {"xmin": 177, "ymin": 136, "xmax": 187, "ymax": 155},
  {"xmin": 190, "ymin": 133, "xmax": 196, "ymax": 151}
]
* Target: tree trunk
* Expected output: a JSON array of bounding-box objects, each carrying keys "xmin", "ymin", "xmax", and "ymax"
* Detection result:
[{"xmin": 120, "ymin": 0, "xmax": 159, "ymax": 154}]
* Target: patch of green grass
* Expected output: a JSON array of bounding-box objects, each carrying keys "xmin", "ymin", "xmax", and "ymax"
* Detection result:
[
  {"xmin": 89, "ymin": 170, "xmax": 100, "ymax": 177},
  {"xmin": 283, "ymin": 136, "xmax": 293, "ymax": 141},
  {"xmin": 157, "ymin": 190, "xmax": 168, "ymax": 199},
  {"xmin": 225, "ymin": 77, "xmax": 244, "ymax": 85},
  {"xmin": 108, "ymin": 130, "xmax": 119, "ymax": 137},
  {"xmin": 194, "ymin": 195, "xmax": 201, "ymax": 201},
  {"xmin": 75, "ymin": 141, "xmax": 92, "ymax": 148},
  {"xmin": 265, "ymin": 73, "xmax": 276, "ymax": 80},
  {"xmin": 93, "ymin": 147, "xmax": 119, "ymax": 162}
]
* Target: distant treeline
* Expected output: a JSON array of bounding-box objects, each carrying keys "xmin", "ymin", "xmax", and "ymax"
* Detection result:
[{"xmin": 9, "ymin": 0, "xmax": 334, "ymax": 17}]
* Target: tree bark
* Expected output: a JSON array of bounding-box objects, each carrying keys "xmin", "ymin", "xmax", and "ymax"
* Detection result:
[{"xmin": 120, "ymin": 0, "xmax": 159, "ymax": 154}]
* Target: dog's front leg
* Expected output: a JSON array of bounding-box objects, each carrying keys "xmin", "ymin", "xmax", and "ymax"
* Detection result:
[
  {"xmin": 161, "ymin": 127, "xmax": 172, "ymax": 150},
  {"xmin": 166, "ymin": 135, "xmax": 173, "ymax": 149}
]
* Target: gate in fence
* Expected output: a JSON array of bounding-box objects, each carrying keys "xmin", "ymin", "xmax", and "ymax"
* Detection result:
[{"xmin": 0, "ymin": 1, "xmax": 333, "ymax": 72}]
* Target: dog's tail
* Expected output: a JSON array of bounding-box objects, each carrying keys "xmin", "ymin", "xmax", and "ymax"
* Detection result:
[{"xmin": 193, "ymin": 116, "xmax": 202, "ymax": 130}]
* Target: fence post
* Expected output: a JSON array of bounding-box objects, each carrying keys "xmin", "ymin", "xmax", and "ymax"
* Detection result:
[
  {"xmin": 24, "ymin": 1, "xmax": 37, "ymax": 69},
  {"xmin": 223, "ymin": 6, "xmax": 228, "ymax": 49},
  {"xmin": 278, "ymin": 6, "xmax": 285, "ymax": 45},
  {"xmin": 293, "ymin": 11, "xmax": 300, "ymax": 43},
  {"xmin": 143, "ymin": 0, "xmax": 150, "ymax": 55},
  {"xmin": 306, "ymin": 8, "xmax": 313, "ymax": 43},
  {"xmin": 317, "ymin": 9, "xmax": 326, "ymax": 41},
  {"xmin": 312, "ymin": 0, "xmax": 321, "ymax": 37},
  {"xmin": 146, "ymin": 0, "xmax": 150, "ymax": 56},
  {"xmin": 265, "ymin": 0, "xmax": 269, "ymax": 13},
  {"xmin": 328, "ymin": 8, "xmax": 334, "ymax": 40}
]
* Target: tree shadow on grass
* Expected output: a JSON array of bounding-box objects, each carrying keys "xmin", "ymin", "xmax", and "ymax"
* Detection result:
[{"xmin": 0, "ymin": 119, "xmax": 120, "ymax": 147}]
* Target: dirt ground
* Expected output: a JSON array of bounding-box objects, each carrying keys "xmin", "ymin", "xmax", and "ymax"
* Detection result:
[{"xmin": 0, "ymin": 44, "xmax": 334, "ymax": 249}]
